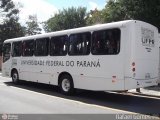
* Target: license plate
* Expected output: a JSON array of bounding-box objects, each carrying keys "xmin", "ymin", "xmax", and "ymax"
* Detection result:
[{"xmin": 145, "ymin": 73, "xmax": 151, "ymax": 79}]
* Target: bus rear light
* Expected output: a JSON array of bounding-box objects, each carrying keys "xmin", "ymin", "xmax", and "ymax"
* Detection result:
[
  {"xmin": 132, "ymin": 62, "xmax": 135, "ymax": 66},
  {"xmin": 132, "ymin": 68, "xmax": 135, "ymax": 72},
  {"xmin": 133, "ymin": 73, "xmax": 136, "ymax": 77},
  {"xmin": 112, "ymin": 76, "xmax": 116, "ymax": 78},
  {"xmin": 112, "ymin": 80, "xmax": 116, "ymax": 83},
  {"xmin": 132, "ymin": 62, "xmax": 136, "ymax": 72},
  {"xmin": 112, "ymin": 76, "xmax": 116, "ymax": 83}
]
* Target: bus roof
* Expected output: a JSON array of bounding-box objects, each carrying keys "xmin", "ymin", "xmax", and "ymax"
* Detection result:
[{"xmin": 3, "ymin": 20, "xmax": 153, "ymax": 43}]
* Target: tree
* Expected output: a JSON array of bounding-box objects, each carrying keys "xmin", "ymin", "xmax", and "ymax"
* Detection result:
[
  {"xmin": 0, "ymin": 18, "xmax": 25, "ymax": 40},
  {"xmin": 25, "ymin": 15, "xmax": 42, "ymax": 36},
  {"xmin": 0, "ymin": 0, "xmax": 25, "ymax": 55},
  {"xmin": 86, "ymin": 8, "xmax": 104, "ymax": 25},
  {"xmin": 44, "ymin": 7, "xmax": 87, "ymax": 32},
  {"xmin": 0, "ymin": 0, "xmax": 19, "ymax": 20},
  {"xmin": 102, "ymin": 0, "xmax": 126, "ymax": 22},
  {"xmin": 103, "ymin": 0, "xmax": 160, "ymax": 29}
]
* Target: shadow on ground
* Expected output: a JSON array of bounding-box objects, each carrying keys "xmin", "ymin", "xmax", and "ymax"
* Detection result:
[{"xmin": 4, "ymin": 81, "xmax": 160, "ymax": 116}]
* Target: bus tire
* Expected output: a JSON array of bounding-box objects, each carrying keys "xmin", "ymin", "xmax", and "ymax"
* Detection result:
[
  {"xmin": 11, "ymin": 70, "xmax": 19, "ymax": 84},
  {"xmin": 59, "ymin": 74, "xmax": 74, "ymax": 95}
]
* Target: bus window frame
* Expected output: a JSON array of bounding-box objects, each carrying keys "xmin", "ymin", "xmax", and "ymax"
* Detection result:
[
  {"xmin": 35, "ymin": 37, "xmax": 49, "ymax": 57},
  {"xmin": 68, "ymin": 32, "xmax": 91, "ymax": 56},
  {"xmin": 22, "ymin": 39, "xmax": 35, "ymax": 57},
  {"xmin": 91, "ymin": 28, "xmax": 121, "ymax": 55},
  {"xmin": 2, "ymin": 43, "xmax": 11, "ymax": 63},
  {"xmin": 50, "ymin": 35, "xmax": 68, "ymax": 56},
  {"xmin": 12, "ymin": 41, "xmax": 22, "ymax": 57}
]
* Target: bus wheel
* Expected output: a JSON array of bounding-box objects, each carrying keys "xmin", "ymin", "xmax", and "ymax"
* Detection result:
[
  {"xmin": 59, "ymin": 74, "xmax": 74, "ymax": 95},
  {"xmin": 12, "ymin": 70, "xmax": 19, "ymax": 84}
]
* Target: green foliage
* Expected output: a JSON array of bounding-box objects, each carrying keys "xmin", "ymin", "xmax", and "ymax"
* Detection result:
[
  {"xmin": 86, "ymin": 9, "xmax": 104, "ymax": 25},
  {"xmin": 102, "ymin": 0, "xmax": 126, "ymax": 22},
  {"xmin": 103, "ymin": 0, "xmax": 160, "ymax": 28},
  {"xmin": 0, "ymin": 0, "xmax": 19, "ymax": 19},
  {"xmin": 25, "ymin": 15, "xmax": 42, "ymax": 35},
  {"xmin": 0, "ymin": 18, "xmax": 25, "ymax": 39},
  {"xmin": 44, "ymin": 7, "xmax": 87, "ymax": 32},
  {"xmin": 44, "ymin": 0, "xmax": 160, "ymax": 31},
  {"xmin": 0, "ymin": 0, "xmax": 25, "ymax": 55}
]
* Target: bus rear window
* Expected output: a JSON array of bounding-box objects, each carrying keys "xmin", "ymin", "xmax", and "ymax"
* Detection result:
[{"xmin": 92, "ymin": 28, "xmax": 120, "ymax": 55}]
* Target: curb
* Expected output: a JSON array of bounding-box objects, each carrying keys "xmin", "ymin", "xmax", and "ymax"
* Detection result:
[{"xmin": 128, "ymin": 91, "xmax": 160, "ymax": 99}]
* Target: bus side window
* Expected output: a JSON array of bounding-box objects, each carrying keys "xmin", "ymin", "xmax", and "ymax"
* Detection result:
[
  {"xmin": 69, "ymin": 32, "xmax": 91, "ymax": 55},
  {"xmin": 35, "ymin": 38, "xmax": 49, "ymax": 56},
  {"xmin": 92, "ymin": 28, "xmax": 120, "ymax": 55},
  {"xmin": 92, "ymin": 31, "xmax": 107, "ymax": 54},
  {"xmin": 2, "ymin": 43, "xmax": 11, "ymax": 63},
  {"xmin": 50, "ymin": 35, "xmax": 68, "ymax": 56},
  {"xmin": 23, "ymin": 40, "xmax": 34, "ymax": 56},
  {"xmin": 12, "ymin": 41, "xmax": 22, "ymax": 57}
]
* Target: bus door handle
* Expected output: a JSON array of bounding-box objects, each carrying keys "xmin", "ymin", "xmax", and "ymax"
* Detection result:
[{"xmin": 40, "ymin": 71, "xmax": 42, "ymax": 72}]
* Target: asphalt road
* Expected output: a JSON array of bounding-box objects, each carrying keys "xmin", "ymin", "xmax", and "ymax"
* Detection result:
[
  {"xmin": 0, "ymin": 73, "xmax": 160, "ymax": 120},
  {"xmin": 0, "ymin": 74, "xmax": 131, "ymax": 114}
]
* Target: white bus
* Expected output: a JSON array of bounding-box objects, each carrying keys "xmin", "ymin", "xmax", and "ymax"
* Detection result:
[
  {"xmin": 158, "ymin": 33, "xmax": 160, "ymax": 84},
  {"xmin": 2, "ymin": 20, "xmax": 159, "ymax": 95}
]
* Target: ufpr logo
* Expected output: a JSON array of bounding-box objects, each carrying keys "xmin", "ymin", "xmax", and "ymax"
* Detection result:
[{"xmin": 141, "ymin": 27, "xmax": 155, "ymax": 47}]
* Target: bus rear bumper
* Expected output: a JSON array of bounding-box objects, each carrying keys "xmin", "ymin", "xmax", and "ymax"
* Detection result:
[
  {"xmin": 136, "ymin": 78, "xmax": 158, "ymax": 88},
  {"xmin": 124, "ymin": 77, "xmax": 158, "ymax": 90}
]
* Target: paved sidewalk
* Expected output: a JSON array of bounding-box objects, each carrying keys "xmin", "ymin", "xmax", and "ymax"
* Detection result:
[{"xmin": 129, "ymin": 85, "xmax": 160, "ymax": 97}]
